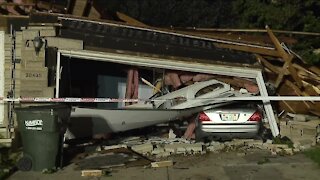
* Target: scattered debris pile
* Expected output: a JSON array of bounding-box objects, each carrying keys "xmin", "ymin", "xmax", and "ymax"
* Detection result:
[
  {"xmin": 178, "ymin": 26, "xmax": 320, "ymax": 116},
  {"xmin": 94, "ymin": 136, "xmax": 311, "ymax": 160},
  {"xmin": 76, "ymin": 135, "xmax": 311, "ymax": 176}
]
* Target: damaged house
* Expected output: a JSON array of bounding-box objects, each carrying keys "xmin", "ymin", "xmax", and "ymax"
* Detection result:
[{"xmin": 0, "ymin": 1, "xmax": 320, "ymax": 147}]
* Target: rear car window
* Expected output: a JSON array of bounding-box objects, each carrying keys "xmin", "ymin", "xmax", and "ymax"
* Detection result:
[{"xmin": 195, "ymin": 83, "xmax": 224, "ymax": 97}]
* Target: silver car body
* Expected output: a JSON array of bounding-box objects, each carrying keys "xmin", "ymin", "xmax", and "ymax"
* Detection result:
[{"xmin": 198, "ymin": 107, "xmax": 261, "ymax": 138}]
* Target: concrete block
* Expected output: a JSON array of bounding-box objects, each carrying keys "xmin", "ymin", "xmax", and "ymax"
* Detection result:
[
  {"xmin": 20, "ymin": 90, "xmax": 44, "ymax": 97},
  {"xmin": 227, "ymin": 139, "xmax": 251, "ymax": 147},
  {"xmin": 300, "ymin": 144, "xmax": 312, "ymax": 151},
  {"xmin": 22, "ymin": 29, "xmax": 39, "ymax": 40},
  {"xmin": 289, "ymin": 120, "xmax": 320, "ymax": 128},
  {"xmin": 245, "ymin": 140, "xmax": 263, "ymax": 148},
  {"xmin": 163, "ymin": 143, "xmax": 204, "ymax": 154},
  {"xmin": 22, "ymin": 59, "xmax": 45, "ymax": 68},
  {"xmin": 176, "ymin": 146, "xmax": 186, "ymax": 154},
  {"xmin": 15, "ymin": 48, "xmax": 22, "ymax": 58},
  {"xmin": 164, "ymin": 144, "xmax": 178, "ymax": 153},
  {"xmin": 152, "ymin": 147, "xmax": 165, "ymax": 155},
  {"xmin": 168, "ymin": 129, "xmax": 177, "ymax": 139},
  {"xmin": 40, "ymin": 29, "xmax": 56, "ymax": 37},
  {"xmin": 283, "ymin": 148, "xmax": 294, "ymax": 155},
  {"xmin": 263, "ymin": 143, "xmax": 289, "ymax": 151},
  {"xmin": 20, "ymin": 80, "xmax": 48, "ymax": 90},
  {"xmin": 16, "ymin": 32, "xmax": 23, "ymax": 43},
  {"xmin": 298, "ymin": 139, "xmax": 314, "ymax": 150},
  {"xmin": 155, "ymin": 151, "xmax": 171, "ymax": 158},
  {"xmin": 184, "ymin": 143, "xmax": 203, "ymax": 153},
  {"xmin": 281, "ymin": 120, "xmax": 319, "ymax": 145},
  {"xmin": 237, "ymin": 152, "xmax": 246, "ymax": 157},
  {"xmin": 46, "ymin": 37, "xmax": 83, "ymax": 50},
  {"xmin": 131, "ymin": 143, "xmax": 153, "ymax": 154},
  {"xmin": 293, "ymin": 114, "xmax": 307, "ymax": 122},
  {"xmin": 207, "ymin": 143, "xmax": 225, "ymax": 152},
  {"xmin": 5, "ymin": 50, "xmax": 11, "ymax": 57},
  {"xmin": 21, "ymin": 48, "xmax": 45, "ymax": 60},
  {"xmin": 303, "ymin": 128, "xmax": 318, "ymax": 136},
  {"xmin": 293, "ymin": 148, "xmax": 300, "ymax": 153}
]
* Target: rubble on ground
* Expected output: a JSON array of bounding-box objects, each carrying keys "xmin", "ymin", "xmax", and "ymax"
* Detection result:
[
  {"xmin": 75, "ymin": 147, "xmax": 152, "ymax": 170},
  {"xmin": 96, "ymin": 135, "xmax": 315, "ymax": 159}
]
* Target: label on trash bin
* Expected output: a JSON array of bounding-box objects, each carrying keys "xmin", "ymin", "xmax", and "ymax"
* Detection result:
[{"xmin": 24, "ymin": 119, "xmax": 43, "ymax": 131}]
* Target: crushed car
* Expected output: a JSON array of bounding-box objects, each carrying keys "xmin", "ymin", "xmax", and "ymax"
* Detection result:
[{"xmin": 195, "ymin": 103, "xmax": 266, "ymax": 141}]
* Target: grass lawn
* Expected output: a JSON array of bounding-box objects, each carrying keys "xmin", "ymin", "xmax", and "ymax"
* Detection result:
[{"xmin": 304, "ymin": 146, "xmax": 320, "ymax": 166}]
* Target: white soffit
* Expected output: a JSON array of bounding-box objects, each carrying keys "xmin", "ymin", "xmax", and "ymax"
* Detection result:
[{"xmin": 59, "ymin": 49, "xmax": 261, "ymax": 78}]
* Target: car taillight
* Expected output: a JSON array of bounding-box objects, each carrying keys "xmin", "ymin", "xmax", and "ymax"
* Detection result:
[
  {"xmin": 199, "ymin": 112, "xmax": 211, "ymax": 122},
  {"xmin": 249, "ymin": 111, "xmax": 262, "ymax": 121}
]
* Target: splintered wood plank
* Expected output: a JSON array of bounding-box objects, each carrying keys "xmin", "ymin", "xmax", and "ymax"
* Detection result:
[
  {"xmin": 255, "ymin": 54, "xmax": 288, "ymax": 74},
  {"xmin": 287, "ymin": 63, "xmax": 304, "ymax": 88},
  {"xmin": 72, "ymin": 0, "xmax": 88, "ymax": 16},
  {"xmin": 302, "ymin": 81, "xmax": 320, "ymax": 94},
  {"xmin": 293, "ymin": 64, "xmax": 319, "ymax": 77},
  {"xmin": 88, "ymin": 6, "xmax": 100, "ymax": 19},
  {"xmin": 266, "ymin": 25, "xmax": 288, "ymax": 59},
  {"xmin": 116, "ymin": 12, "xmax": 148, "ymax": 27},
  {"xmin": 274, "ymin": 55, "xmax": 293, "ymax": 87},
  {"xmin": 81, "ymin": 170, "xmax": 102, "ymax": 177},
  {"xmin": 278, "ymin": 82, "xmax": 308, "ymax": 114},
  {"xmin": 266, "ymin": 26, "xmax": 303, "ymax": 88},
  {"xmin": 292, "ymin": 64, "xmax": 320, "ymax": 89},
  {"xmin": 284, "ymin": 80, "xmax": 312, "ymax": 109},
  {"xmin": 281, "ymin": 99, "xmax": 296, "ymax": 113},
  {"xmin": 151, "ymin": 160, "xmax": 173, "ymax": 168}
]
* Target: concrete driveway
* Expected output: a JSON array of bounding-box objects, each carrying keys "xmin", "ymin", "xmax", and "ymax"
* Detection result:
[{"xmin": 8, "ymin": 149, "xmax": 320, "ymax": 180}]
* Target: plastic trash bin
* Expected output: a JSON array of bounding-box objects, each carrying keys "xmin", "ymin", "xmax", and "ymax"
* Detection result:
[{"xmin": 15, "ymin": 104, "xmax": 71, "ymax": 171}]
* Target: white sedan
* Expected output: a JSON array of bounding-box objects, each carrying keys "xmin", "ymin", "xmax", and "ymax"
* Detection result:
[{"xmin": 195, "ymin": 105, "xmax": 263, "ymax": 141}]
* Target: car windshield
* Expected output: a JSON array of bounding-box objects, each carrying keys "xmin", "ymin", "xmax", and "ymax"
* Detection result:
[{"xmin": 195, "ymin": 83, "xmax": 224, "ymax": 97}]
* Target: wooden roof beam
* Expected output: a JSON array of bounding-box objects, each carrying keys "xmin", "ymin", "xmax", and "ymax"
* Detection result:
[{"xmin": 266, "ymin": 25, "xmax": 304, "ymax": 88}]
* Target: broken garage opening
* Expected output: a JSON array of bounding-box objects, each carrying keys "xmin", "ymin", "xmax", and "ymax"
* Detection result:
[{"xmin": 56, "ymin": 49, "xmax": 279, "ymax": 137}]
